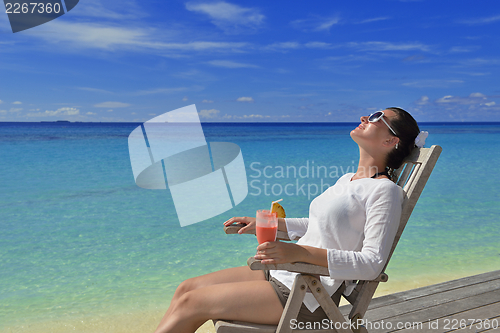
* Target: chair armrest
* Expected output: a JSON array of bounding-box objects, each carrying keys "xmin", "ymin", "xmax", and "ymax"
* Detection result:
[
  {"xmin": 247, "ymin": 256, "xmax": 330, "ymax": 276},
  {"xmin": 224, "ymin": 224, "xmax": 291, "ymax": 241},
  {"xmin": 224, "ymin": 224, "xmax": 253, "ymax": 235}
]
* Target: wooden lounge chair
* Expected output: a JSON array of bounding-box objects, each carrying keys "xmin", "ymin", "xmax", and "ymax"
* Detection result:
[{"xmin": 216, "ymin": 145, "xmax": 442, "ymax": 333}]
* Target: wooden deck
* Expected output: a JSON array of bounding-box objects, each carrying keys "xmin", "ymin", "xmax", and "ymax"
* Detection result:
[{"xmin": 338, "ymin": 270, "xmax": 500, "ymax": 332}]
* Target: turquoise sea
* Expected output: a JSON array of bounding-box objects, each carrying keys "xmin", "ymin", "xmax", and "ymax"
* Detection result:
[{"xmin": 1, "ymin": 122, "xmax": 500, "ymax": 332}]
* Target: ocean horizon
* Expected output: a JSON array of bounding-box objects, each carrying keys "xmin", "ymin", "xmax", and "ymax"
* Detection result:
[{"xmin": 1, "ymin": 121, "xmax": 499, "ymax": 332}]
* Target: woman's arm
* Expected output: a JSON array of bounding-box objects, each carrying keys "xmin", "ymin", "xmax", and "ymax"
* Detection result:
[
  {"xmin": 256, "ymin": 184, "xmax": 402, "ymax": 274},
  {"xmin": 325, "ymin": 184, "xmax": 403, "ymax": 280},
  {"xmin": 254, "ymin": 242, "xmax": 328, "ymax": 267},
  {"xmin": 278, "ymin": 218, "xmax": 287, "ymax": 232}
]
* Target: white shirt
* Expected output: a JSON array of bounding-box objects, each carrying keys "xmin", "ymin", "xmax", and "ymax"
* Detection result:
[{"xmin": 269, "ymin": 173, "xmax": 403, "ymax": 312}]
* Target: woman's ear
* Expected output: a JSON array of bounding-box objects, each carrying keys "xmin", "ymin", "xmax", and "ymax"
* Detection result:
[{"xmin": 384, "ymin": 137, "xmax": 399, "ymax": 148}]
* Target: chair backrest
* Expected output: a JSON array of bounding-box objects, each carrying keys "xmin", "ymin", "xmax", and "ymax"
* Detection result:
[{"xmin": 386, "ymin": 145, "xmax": 442, "ymax": 264}]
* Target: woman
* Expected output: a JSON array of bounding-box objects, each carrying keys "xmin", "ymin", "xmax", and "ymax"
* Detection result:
[{"xmin": 154, "ymin": 107, "xmax": 422, "ymax": 333}]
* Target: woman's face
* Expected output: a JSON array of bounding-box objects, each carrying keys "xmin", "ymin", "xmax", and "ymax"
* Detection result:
[{"xmin": 350, "ymin": 109, "xmax": 399, "ymax": 149}]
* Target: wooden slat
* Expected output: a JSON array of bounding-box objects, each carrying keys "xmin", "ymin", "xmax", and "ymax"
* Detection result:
[
  {"xmin": 303, "ymin": 275, "xmax": 354, "ymax": 333},
  {"xmin": 216, "ymin": 271, "xmax": 500, "ymax": 333},
  {"xmin": 247, "ymin": 257, "xmax": 330, "ymax": 276},
  {"xmin": 384, "ymin": 145, "xmax": 442, "ymax": 266},
  {"xmin": 397, "ymin": 302, "xmax": 500, "ymax": 333},
  {"xmin": 471, "ymin": 315, "xmax": 500, "ymax": 333},
  {"xmin": 403, "ymin": 145, "xmax": 433, "ymax": 164},
  {"xmin": 348, "ymin": 281, "xmax": 380, "ymax": 321},
  {"xmin": 224, "ymin": 224, "xmax": 290, "ymax": 241},
  {"xmin": 214, "ymin": 320, "xmax": 276, "ymax": 333},
  {"xmin": 402, "ymin": 163, "xmax": 420, "ymax": 194},
  {"xmin": 276, "ymin": 275, "xmax": 307, "ymax": 333},
  {"xmin": 396, "ymin": 163, "xmax": 413, "ymax": 188},
  {"xmin": 361, "ymin": 278, "xmax": 500, "ymax": 323},
  {"xmin": 364, "ymin": 288, "xmax": 500, "ymax": 333},
  {"xmin": 339, "ymin": 270, "xmax": 500, "ymax": 316}
]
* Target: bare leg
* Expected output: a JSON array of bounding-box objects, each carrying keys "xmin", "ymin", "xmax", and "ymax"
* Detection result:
[
  {"xmin": 159, "ymin": 266, "xmax": 265, "ymax": 321},
  {"xmin": 155, "ymin": 279, "xmax": 283, "ymax": 333},
  {"xmin": 154, "ymin": 266, "xmax": 280, "ymax": 333}
]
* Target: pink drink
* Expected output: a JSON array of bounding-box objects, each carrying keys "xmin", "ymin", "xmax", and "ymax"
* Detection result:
[
  {"xmin": 256, "ymin": 225, "xmax": 278, "ymax": 244},
  {"xmin": 256, "ymin": 210, "xmax": 278, "ymax": 244}
]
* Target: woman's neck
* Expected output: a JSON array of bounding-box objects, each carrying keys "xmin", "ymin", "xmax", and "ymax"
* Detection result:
[{"xmin": 352, "ymin": 147, "xmax": 388, "ymax": 180}]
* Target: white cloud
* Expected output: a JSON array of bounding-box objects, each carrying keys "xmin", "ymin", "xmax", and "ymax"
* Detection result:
[
  {"xmin": 26, "ymin": 107, "xmax": 80, "ymax": 117},
  {"xmin": 291, "ymin": 16, "xmax": 340, "ymax": 32},
  {"xmin": 415, "ymin": 96, "xmax": 430, "ymax": 105},
  {"xmin": 136, "ymin": 86, "xmax": 203, "ymax": 95},
  {"xmin": 236, "ymin": 97, "xmax": 254, "ymax": 103},
  {"xmin": 402, "ymin": 79, "xmax": 463, "ymax": 88},
  {"xmin": 274, "ymin": 68, "xmax": 290, "ymax": 74},
  {"xmin": 153, "ymin": 41, "xmax": 248, "ymax": 51},
  {"xmin": 435, "ymin": 93, "xmax": 488, "ymax": 105},
  {"xmin": 207, "ymin": 60, "xmax": 259, "ymax": 68},
  {"xmin": 77, "ymin": 87, "xmax": 113, "ymax": 94},
  {"xmin": 199, "ymin": 109, "xmax": 220, "ymax": 118},
  {"xmin": 137, "ymin": 87, "xmax": 187, "ymax": 95},
  {"xmin": 70, "ymin": 0, "xmax": 147, "ymax": 20},
  {"xmin": 232, "ymin": 114, "xmax": 270, "ymax": 119},
  {"xmin": 402, "ymin": 55, "xmax": 426, "ymax": 62},
  {"xmin": 9, "ymin": 108, "xmax": 23, "ymax": 113},
  {"xmin": 316, "ymin": 18, "xmax": 340, "ymax": 31},
  {"xmin": 449, "ymin": 46, "xmax": 478, "ymax": 53},
  {"xmin": 186, "ymin": 1, "xmax": 264, "ymax": 34},
  {"xmin": 202, "ymin": 99, "xmax": 214, "ymax": 103},
  {"xmin": 459, "ymin": 15, "xmax": 500, "ymax": 25},
  {"xmin": 31, "ymin": 21, "xmax": 248, "ymax": 53},
  {"xmin": 305, "ymin": 42, "xmax": 333, "ymax": 49},
  {"xmin": 94, "ymin": 101, "xmax": 130, "ymax": 108},
  {"xmin": 435, "ymin": 95, "xmax": 457, "ymax": 103},
  {"xmin": 263, "ymin": 42, "xmax": 301, "ymax": 51},
  {"xmin": 357, "ymin": 17, "xmax": 390, "ymax": 24},
  {"xmin": 182, "ymin": 96, "xmax": 189, "ymax": 101},
  {"xmin": 469, "ymin": 92, "xmax": 486, "ymax": 98},
  {"xmin": 34, "ymin": 21, "xmax": 151, "ymax": 50},
  {"xmin": 348, "ymin": 41, "xmax": 430, "ymax": 52},
  {"xmin": 457, "ymin": 58, "xmax": 500, "ymax": 67},
  {"xmin": 0, "ymin": 100, "xmax": 3, "ymax": 104},
  {"xmin": 12, "ymin": 101, "xmax": 22, "ymax": 104}
]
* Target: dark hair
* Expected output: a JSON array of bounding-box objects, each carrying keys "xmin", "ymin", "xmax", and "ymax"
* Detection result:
[{"xmin": 384, "ymin": 107, "xmax": 420, "ymax": 179}]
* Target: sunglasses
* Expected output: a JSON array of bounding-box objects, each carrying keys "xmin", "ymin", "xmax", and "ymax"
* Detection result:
[{"xmin": 368, "ymin": 111, "xmax": 398, "ymax": 136}]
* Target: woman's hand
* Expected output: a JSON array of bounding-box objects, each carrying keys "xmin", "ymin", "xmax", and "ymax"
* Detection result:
[
  {"xmin": 254, "ymin": 241, "xmax": 301, "ymax": 265},
  {"xmin": 223, "ymin": 216, "xmax": 256, "ymax": 234}
]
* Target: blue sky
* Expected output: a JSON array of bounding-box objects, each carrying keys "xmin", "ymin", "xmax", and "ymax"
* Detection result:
[{"xmin": 1, "ymin": 0, "xmax": 500, "ymax": 122}]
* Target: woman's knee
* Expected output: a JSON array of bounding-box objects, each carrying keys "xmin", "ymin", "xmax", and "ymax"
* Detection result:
[
  {"xmin": 173, "ymin": 290, "xmax": 205, "ymax": 318},
  {"xmin": 175, "ymin": 278, "xmax": 197, "ymax": 296}
]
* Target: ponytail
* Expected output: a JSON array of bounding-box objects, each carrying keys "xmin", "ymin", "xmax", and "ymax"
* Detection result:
[{"xmin": 384, "ymin": 107, "xmax": 420, "ymax": 180}]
